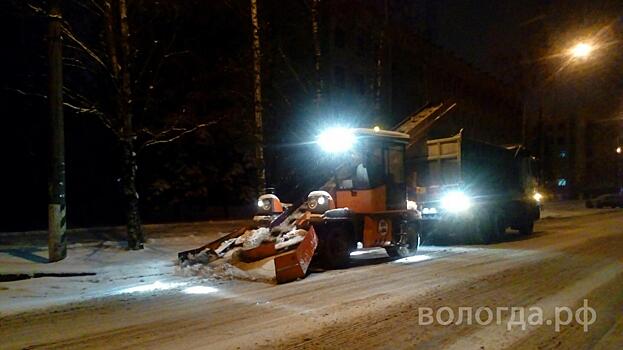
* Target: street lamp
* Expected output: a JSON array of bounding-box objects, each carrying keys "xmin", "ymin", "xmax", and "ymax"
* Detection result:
[{"xmin": 569, "ymin": 42, "xmax": 594, "ymax": 59}]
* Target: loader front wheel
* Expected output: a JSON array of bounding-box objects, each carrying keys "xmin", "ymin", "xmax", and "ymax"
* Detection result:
[
  {"xmin": 386, "ymin": 227, "xmax": 420, "ymax": 258},
  {"xmin": 317, "ymin": 223, "xmax": 353, "ymax": 269}
]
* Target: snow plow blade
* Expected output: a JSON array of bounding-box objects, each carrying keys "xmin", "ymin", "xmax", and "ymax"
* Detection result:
[
  {"xmin": 274, "ymin": 225, "xmax": 318, "ymax": 284},
  {"xmin": 177, "ymin": 226, "xmax": 251, "ymax": 263},
  {"xmin": 177, "ymin": 206, "xmax": 319, "ymax": 283}
]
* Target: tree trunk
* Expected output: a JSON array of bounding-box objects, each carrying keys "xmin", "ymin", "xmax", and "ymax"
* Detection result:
[
  {"xmin": 122, "ymin": 141, "xmax": 144, "ymax": 248},
  {"xmin": 118, "ymin": 0, "xmax": 144, "ymax": 248},
  {"xmin": 311, "ymin": 0, "xmax": 323, "ymax": 110},
  {"xmin": 105, "ymin": 0, "xmax": 144, "ymax": 249},
  {"xmin": 374, "ymin": 0, "xmax": 390, "ymax": 119},
  {"xmin": 250, "ymin": 0, "xmax": 266, "ymax": 193}
]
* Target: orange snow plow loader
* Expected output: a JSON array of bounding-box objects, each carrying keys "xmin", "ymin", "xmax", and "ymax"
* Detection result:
[
  {"xmin": 177, "ymin": 102, "xmax": 456, "ymax": 283},
  {"xmin": 178, "ymin": 127, "xmax": 422, "ymax": 283}
]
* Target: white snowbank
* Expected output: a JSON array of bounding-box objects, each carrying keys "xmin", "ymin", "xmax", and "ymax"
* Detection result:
[{"xmin": 0, "ymin": 234, "xmax": 221, "ymax": 316}]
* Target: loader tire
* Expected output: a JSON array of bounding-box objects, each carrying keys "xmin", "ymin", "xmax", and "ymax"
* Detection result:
[
  {"xmin": 317, "ymin": 224, "xmax": 352, "ymax": 269},
  {"xmin": 386, "ymin": 226, "xmax": 420, "ymax": 258}
]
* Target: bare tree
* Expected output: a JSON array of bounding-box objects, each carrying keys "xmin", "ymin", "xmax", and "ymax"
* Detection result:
[
  {"xmin": 374, "ymin": 0, "xmax": 390, "ymax": 117},
  {"xmin": 311, "ymin": 0, "xmax": 323, "ymax": 110},
  {"xmin": 56, "ymin": 0, "xmax": 219, "ymax": 249},
  {"xmin": 250, "ymin": 0, "xmax": 265, "ymax": 192}
]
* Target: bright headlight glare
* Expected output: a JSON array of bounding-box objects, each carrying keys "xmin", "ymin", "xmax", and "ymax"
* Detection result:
[
  {"xmin": 441, "ymin": 191, "xmax": 472, "ymax": 212},
  {"xmin": 317, "ymin": 196, "xmax": 326, "ymax": 205},
  {"xmin": 317, "ymin": 127, "xmax": 355, "ymax": 153},
  {"xmin": 257, "ymin": 199, "xmax": 263, "ymax": 207},
  {"xmin": 533, "ymin": 192, "xmax": 543, "ymax": 202}
]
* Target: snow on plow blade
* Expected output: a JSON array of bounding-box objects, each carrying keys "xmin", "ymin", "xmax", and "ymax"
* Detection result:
[
  {"xmin": 177, "ymin": 208, "xmax": 318, "ymax": 283},
  {"xmin": 177, "ymin": 226, "xmax": 251, "ymax": 263}
]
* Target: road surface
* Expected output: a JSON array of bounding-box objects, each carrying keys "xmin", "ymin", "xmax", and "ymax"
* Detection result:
[{"xmin": 2, "ymin": 210, "xmax": 623, "ymax": 349}]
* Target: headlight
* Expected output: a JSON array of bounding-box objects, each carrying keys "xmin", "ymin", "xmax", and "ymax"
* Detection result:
[
  {"xmin": 441, "ymin": 191, "xmax": 472, "ymax": 212},
  {"xmin": 307, "ymin": 191, "xmax": 332, "ymax": 213},
  {"xmin": 257, "ymin": 199, "xmax": 264, "ymax": 207},
  {"xmin": 308, "ymin": 197, "xmax": 318, "ymax": 209},
  {"xmin": 261, "ymin": 199, "xmax": 271, "ymax": 211},
  {"xmin": 317, "ymin": 127, "xmax": 355, "ymax": 153},
  {"xmin": 533, "ymin": 192, "xmax": 543, "ymax": 202}
]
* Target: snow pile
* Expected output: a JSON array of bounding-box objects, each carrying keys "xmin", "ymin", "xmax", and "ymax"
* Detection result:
[
  {"xmin": 540, "ymin": 200, "xmax": 618, "ymax": 219},
  {"xmin": 275, "ymin": 228, "xmax": 307, "ymax": 250},
  {"xmin": 177, "ymin": 223, "xmax": 309, "ymax": 283},
  {"xmin": 177, "ymin": 256, "xmax": 276, "ymax": 283}
]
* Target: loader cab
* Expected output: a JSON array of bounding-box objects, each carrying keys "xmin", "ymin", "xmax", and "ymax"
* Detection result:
[{"xmin": 333, "ymin": 128, "xmax": 409, "ymax": 213}]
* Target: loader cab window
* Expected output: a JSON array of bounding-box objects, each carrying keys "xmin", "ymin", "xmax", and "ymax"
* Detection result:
[
  {"xmin": 336, "ymin": 149, "xmax": 367, "ymax": 189},
  {"xmin": 387, "ymin": 145, "xmax": 405, "ymax": 184},
  {"xmin": 335, "ymin": 138, "xmax": 404, "ymax": 190}
]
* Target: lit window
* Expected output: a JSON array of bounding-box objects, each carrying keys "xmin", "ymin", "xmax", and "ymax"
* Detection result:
[{"xmin": 557, "ymin": 178, "xmax": 567, "ymax": 187}]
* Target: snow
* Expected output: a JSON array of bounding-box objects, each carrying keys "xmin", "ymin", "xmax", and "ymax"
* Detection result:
[
  {"xmin": 0, "ymin": 233, "xmax": 224, "ymax": 316},
  {"xmin": 176, "ymin": 250, "xmax": 276, "ymax": 283},
  {"xmin": 540, "ymin": 199, "xmax": 618, "ymax": 219},
  {"xmin": 241, "ymin": 227, "xmax": 270, "ymax": 249}
]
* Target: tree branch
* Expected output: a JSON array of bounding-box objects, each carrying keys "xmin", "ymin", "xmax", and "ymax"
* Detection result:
[
  {"xmin": 61, "ymin": 24, "xmax": 109, "ymax": 71},
  {"xmin": 4, "ymin": 87, "xmax": 47, "ymax": 100},
  {"xmin": 278, "ymin": 45, "xmax": 310, "ymax": 94},
  {"xmin": 140, "ymin": 121, "xmax": 220, "ymax": 151},
  {"xmin": 63, "ymin": 101, "xmax": 122, "ymax": 140}
]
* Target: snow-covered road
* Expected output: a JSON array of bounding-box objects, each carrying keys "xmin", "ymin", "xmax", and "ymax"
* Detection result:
[{"xmin": 1, "ymin": 206, "xmax": 622, "ymax": 349}]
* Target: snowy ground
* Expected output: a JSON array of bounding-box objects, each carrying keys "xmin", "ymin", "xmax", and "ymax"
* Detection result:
[
  {"xmin": 1, "ymin": 201, "xmax": 622, "ymax": 349},
  {"xmin": 540, "ymin": 199, "xmax": 618, "ymax": 219},
  {"xmin": 0, "ymin": 221, "xmax": 244, "ymax": 315}
]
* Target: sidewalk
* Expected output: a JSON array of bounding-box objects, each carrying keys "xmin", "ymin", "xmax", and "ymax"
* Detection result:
[
  {"xmin": 0, "ymin": 219, "xmax": 251, "ymax": 246},
  {"xmin": 539, "ymin": 199, "xmax": 618, "ymax": 219},
  {"xmin": 0, "ymin": 220, "xmax": 247, "ymax": 315}
]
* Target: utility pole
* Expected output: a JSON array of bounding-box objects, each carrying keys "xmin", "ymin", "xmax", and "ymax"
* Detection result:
[
  {"xmin": 48, "ymin": 0, "xmax": 67, "ymax": 262},
  {"xmin": 250, "ymin": 0, "xmax": 266, "ymax": 193}
]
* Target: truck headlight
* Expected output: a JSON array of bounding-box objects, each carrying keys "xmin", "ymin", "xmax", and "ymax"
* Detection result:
[
  {"xmin": 441, "ymin": 191, "xmax": 472, "ymax": 212},
  {"xmin": 317, "ymin": 127, "xmax": 355, "ymax": 153}
]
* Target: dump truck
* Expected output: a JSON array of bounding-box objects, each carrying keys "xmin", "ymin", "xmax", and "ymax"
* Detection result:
[{"xmin": 411, "ymin": 131, "xmax": 541, "ymax": 244}]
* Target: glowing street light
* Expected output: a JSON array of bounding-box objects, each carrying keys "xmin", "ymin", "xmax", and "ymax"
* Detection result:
[
  {"xmin": 569, "ymin": 42, "xmax": 594, "ymax": 59},
  {"xmin": 617, "ymin": 146, "xmax": 622, "ymax": 154}
]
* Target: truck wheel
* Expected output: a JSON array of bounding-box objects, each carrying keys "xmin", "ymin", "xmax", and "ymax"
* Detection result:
[
  {"xmin": 518, "ymin": 220, "xmax": 534, "ymax": 235},
  {"xmin": 386, "ymin": 228, "xmax": 420, "ymax": 258},
  {"xmin": 475, "ymin": 214, "xmax": 502, "ymax": 244},
  {"xmin": 317, "ymin": 224, "xmax": 352, "ymax": 269}
]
